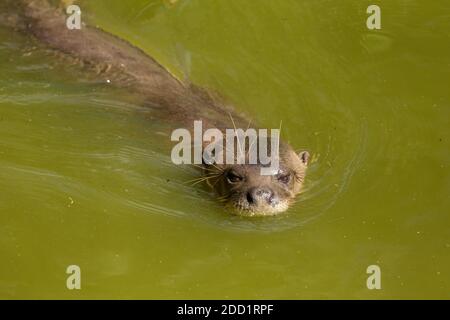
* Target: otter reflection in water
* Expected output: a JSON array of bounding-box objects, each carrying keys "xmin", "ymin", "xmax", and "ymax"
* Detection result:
[{"xmin": 2, "ymin": 0, "xmax": 310, "ymax": 216}]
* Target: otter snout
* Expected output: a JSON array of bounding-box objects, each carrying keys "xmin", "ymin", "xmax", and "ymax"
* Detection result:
[
  {"xmin": 246, "ymin": 187, "xmax": 279, "ymax": 207},
  {"xmin": 204, "ymin": 148, "xmax": 309, "ymax": 216}
]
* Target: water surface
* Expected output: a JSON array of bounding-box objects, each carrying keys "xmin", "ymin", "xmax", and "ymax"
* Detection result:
[{"xmin": 0, "ymin": 0, "xmax": 448, "ymax": 298}]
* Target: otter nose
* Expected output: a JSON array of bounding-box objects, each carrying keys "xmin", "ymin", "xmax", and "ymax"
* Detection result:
[{"xmin": 247, "ymin": 187, "xmax": 278, "ymax": 206}]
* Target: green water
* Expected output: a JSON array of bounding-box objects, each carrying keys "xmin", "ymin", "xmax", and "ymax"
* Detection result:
[{"xmin": 0, "ymin": 0, "xmax": 449, "ymax": 299}]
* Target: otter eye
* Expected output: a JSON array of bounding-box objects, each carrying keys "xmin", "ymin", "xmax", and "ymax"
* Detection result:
[
  {"xmin": 226, "ymin": 171, "xmax": 243, "ymax": 183},
  {"xmin": 277, "ymin": 173, "xmax": 291, "ymax": 184}
]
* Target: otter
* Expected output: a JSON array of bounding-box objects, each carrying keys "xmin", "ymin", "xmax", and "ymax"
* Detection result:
[{"xmin": 1, "ymin": 0, "xmax": 309, "ymax": 216}]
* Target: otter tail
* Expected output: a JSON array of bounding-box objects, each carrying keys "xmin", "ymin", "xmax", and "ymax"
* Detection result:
[{"xmin": 0, "ymin": 0, "xmax": 186, "ymax": 99}]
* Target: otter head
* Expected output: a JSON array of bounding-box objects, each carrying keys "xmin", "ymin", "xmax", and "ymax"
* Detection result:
[{"xmin": 203, "ymin": 142, "xmax": 309, "ymax": 216}]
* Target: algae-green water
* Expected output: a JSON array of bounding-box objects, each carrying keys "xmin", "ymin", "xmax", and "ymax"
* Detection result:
[{"xmin": 0, "ymin": 0, "xmax": 448, "ymax": 299}]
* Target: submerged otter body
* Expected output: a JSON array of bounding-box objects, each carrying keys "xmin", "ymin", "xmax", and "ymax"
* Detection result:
[{"xmin": 2, "ymin": 0, "xmax": 309, "ymax": 216}]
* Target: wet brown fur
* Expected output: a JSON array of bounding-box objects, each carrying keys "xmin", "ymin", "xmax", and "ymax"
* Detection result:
[{"xmin": 1, "ymin": 0, "xmax": 309, "ymax": 215}]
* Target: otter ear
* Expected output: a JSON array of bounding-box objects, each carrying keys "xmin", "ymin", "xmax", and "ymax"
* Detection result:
[{"xmin": 298, "ymin": 151, "xmax": 310, "ymax": 166}]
